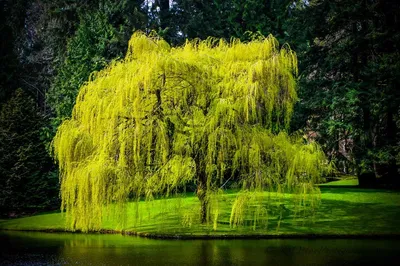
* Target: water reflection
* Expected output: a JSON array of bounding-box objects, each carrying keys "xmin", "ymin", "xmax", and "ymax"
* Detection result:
[{"xmin": 1, "ymin": 231, "xmax": 400, "ymax": 265}]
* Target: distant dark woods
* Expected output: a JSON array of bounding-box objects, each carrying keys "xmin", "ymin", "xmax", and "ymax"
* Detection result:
[{"xmin": 0, "ymin": 0, "xmax": 399, "ymax": 215}]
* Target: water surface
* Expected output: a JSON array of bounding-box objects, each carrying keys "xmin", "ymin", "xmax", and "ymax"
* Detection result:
[{"xmin": 1, "ymin": 231, "xmax": 399, "ymax": 265}]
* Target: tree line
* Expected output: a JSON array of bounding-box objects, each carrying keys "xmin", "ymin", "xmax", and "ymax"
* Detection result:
[{"xmin": 1, "ymin": 0, "xmax": 399, "ymax": 216}]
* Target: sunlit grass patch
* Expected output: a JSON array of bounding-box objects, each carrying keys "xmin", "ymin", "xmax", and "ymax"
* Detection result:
[
  {"xmin": 319, "ymin": 179, "xmax": 359, "ymax": 186},
  {"xmin": 1, "ymin": 184, "xmax": 400, "ymax": 237}
]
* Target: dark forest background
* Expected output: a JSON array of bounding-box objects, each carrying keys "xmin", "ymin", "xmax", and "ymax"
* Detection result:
[{"xmin": 1, "ymin": 0, "xmax": 399, "ymax": 216}]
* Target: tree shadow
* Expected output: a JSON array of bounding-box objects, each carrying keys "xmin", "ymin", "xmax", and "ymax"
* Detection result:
[{"xmin": 279, "ymin": 198, "xmax": 400, "ymax": 235}]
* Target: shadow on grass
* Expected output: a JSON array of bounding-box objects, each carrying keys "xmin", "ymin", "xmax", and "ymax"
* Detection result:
[
  {"xmin": 284, "ymin": 198, "xmax": 400, "ymax": 235},
  {"xmin": 118, "ymin": 193, "xmax": 400, "ymax": 236},
  {"xmin": 2, "ymin": 187, "xmax": 400, "ymax": 237}
]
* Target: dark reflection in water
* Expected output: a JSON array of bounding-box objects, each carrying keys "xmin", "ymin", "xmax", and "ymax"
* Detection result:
[{"xmin": 1, "ymin": 231, "xmax": 399, "ymax": 266}]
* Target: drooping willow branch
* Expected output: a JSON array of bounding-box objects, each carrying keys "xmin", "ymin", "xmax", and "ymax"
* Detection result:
[{"xmin": 53, "ymin": 32, "xmax": 331, "ymax": 232}]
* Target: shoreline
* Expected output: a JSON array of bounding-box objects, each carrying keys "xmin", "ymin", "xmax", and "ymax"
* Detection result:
[{"xmin": 1, "ymin": 228, "xmax": 400, "ymax": 240}]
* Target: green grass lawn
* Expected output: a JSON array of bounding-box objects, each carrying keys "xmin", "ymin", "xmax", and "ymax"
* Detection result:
[
  {"xmin": 1, "ymin": 178, "xmax": 399, "ymax": 237},
  {"xmin": 318, "ymin": 178, "xmax": 359, "ymax": 186}
]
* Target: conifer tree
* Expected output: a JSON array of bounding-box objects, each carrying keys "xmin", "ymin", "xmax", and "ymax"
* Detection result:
[{"xmin": 0, "ymin": 89, "xmax": 58, "ymax": 214}]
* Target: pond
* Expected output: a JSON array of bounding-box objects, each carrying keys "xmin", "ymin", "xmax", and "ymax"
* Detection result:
[{"xmin": 1, "ymin": 231, "xmax": 399, "ymax": 265}]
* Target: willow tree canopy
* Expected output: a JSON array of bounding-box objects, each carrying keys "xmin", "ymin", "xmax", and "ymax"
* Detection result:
[{"xmin": 53, "ymin": 32, "xmax": 329, "ymax": 232}]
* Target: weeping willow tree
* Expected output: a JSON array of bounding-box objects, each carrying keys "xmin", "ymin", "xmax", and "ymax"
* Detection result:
[{"xmin": 53, "ymin": 32, "xmax": 330, "ymax": 232}]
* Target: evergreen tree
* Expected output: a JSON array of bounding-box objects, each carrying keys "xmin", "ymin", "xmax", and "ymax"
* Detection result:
[
  {"xmin": 152, "ymin": 0, "xmax": 293, "ymax": 44},
  {"xmin": 47, "ymin": 0, "xmax": 147, "ymax": 133},
  {"xmin": 0, "ymin": 0, "xmax": 27, "ymax": 104},
  {"xmin": 0, "ymin": 89, "xmax": 58, "ymax": 215},
  {"xmin": 286, "ymin": 0, "xmax": 400, "ymax": 186}
]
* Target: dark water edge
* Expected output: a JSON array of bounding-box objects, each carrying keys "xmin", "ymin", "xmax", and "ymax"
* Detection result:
[{"xmin": 1, "ymin": 231, "xmax": 400, "ymax": 266}]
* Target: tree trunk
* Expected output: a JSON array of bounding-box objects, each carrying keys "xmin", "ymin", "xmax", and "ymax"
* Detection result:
[
  {"xmin": 376, "ymin": 110, "xmax": 400, "ymax": 187},
  {"xmin": 196, "ymin": 174, "xmax": 208, "ymax": 224},
  {"xmin": 157, "ymin": 0, "xmax": 170, "ymax": 29},
  {"xmin": 352, "ymin": 13, "xmax": 377, "ymax": 186},
  {"xmin": 356, "ymin": 106, "xmax": 377, "ymax": 187}
]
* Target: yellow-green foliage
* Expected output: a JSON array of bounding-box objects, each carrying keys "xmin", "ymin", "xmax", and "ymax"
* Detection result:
[{"xmin": 53, "ymin": 32, "xmax": 330, "ymax": 232}]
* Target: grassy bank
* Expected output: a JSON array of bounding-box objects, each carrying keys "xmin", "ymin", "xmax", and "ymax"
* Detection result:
[{"xmin": 1, "ymin": 178, "xmax": 400, "ymax": 238}]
